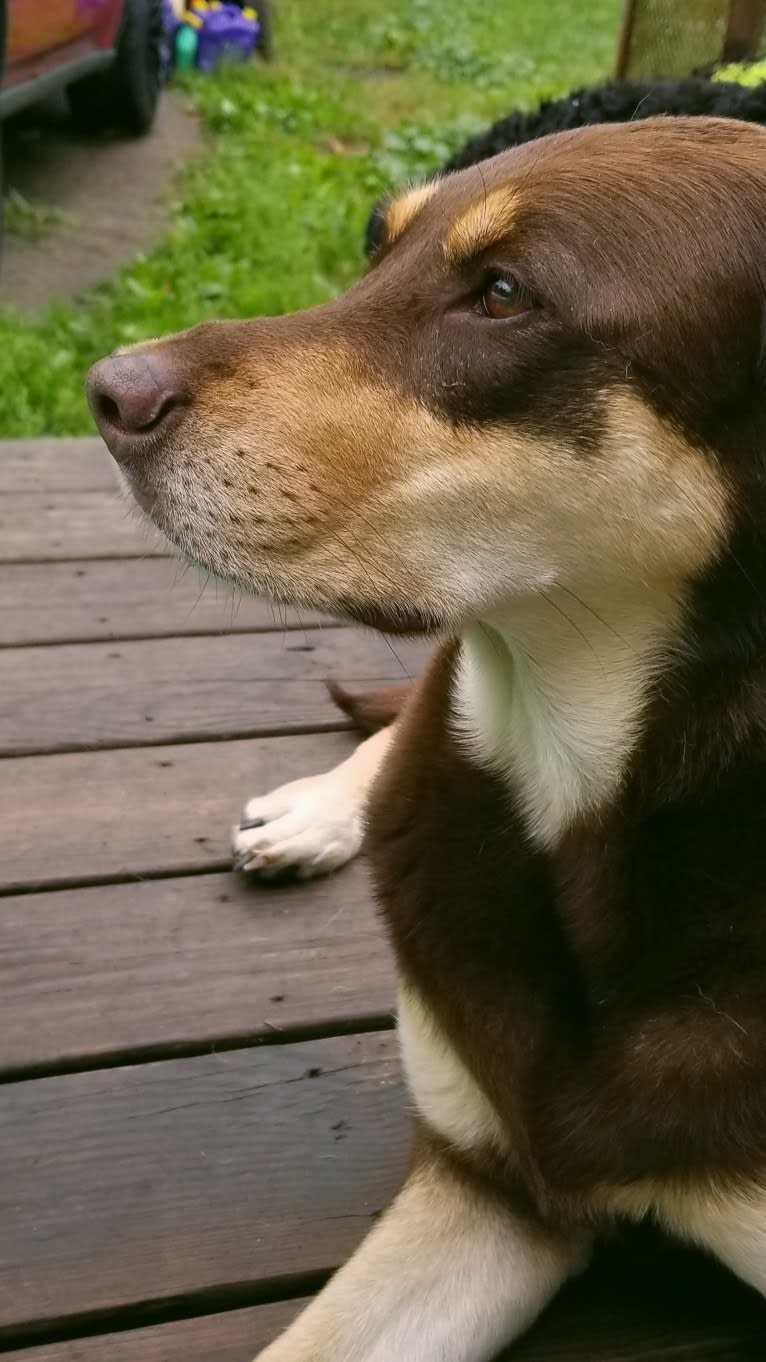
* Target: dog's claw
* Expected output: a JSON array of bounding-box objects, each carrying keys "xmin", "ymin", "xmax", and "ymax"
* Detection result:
[
  {"xmin": 231, "ymin": 768, "xmax": 367, "ymax": 883},
  {"xmin": 234, "ymin": 849, "xmax": 266, "ymax": 873}
]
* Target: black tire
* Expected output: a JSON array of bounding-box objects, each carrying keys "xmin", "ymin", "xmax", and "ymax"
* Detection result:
[
  {"xmin": 0, "ymin": 1, "xmax": 6, "ymax": 262},
  {"xmin": 67, "ymin": 0, "xmax": 164, "ymax": 138},
  {"xmin": 0, "ymin": 127, "xmax": 4, "ymax": 268}
]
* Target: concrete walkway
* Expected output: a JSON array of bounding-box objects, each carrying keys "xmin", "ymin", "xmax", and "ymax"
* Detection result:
[{"xmin": 2, "ymin": 90, "xmax": 202, "ymax": 313}]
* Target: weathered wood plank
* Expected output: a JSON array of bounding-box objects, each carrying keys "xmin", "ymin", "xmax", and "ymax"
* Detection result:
[
  {"xmin": 0, "ymin": 732, "xmax": 357, "ymax": 893},
  {"xmin": 0, "ymin": 491, "xmax": 169, "ymax": 561},
  {"xmin": 0, "ymin": 559, "xmax": 335, "ymax": 646},
  {"xmin": 0, "ymin": 1034, "xmax": 408, "ymax": 1337},
  {"xmin": 0, "ymin": 628, "xmax": 424, "ymax": 755},
  {"xmin": 8, "ymin": 1236, "xmax": 766, "ymax": 1361},
  {"xmin": 0, "ymin": 863, "xmax": 394, "ymax": 1075},
  {"xmin": 0, "ymin": 438, "xmax": 117, "ymax": 493},
  {"xmin": 10, "ymin": 1301, "xmax": 306, "ymax": 1362}
]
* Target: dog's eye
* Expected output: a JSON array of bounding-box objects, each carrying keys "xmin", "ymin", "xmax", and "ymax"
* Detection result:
[{"xmin": 481, "ymin": 274, "xmax": 533, "ymax": 320}]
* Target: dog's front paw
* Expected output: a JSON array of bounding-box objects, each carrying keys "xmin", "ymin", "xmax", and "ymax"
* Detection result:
[{"xmin": 232, "ymin": 769, "xmax": 365, "ymax": 881}]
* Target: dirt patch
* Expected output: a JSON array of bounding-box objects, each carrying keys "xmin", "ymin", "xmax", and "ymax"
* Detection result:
[{"xmin": 1, "ymin": 90, "xmax": 203, "ymax": 314}]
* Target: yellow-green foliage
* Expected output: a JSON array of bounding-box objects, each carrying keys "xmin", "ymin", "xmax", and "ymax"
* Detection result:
[{"xmin": 714, "ymin": 59, "xmax": 766, "ymax": 86}]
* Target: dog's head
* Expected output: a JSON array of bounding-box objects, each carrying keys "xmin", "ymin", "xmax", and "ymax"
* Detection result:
[{"xmin": 88, "ymin": 118, "xmax": 766, "ymax": 635}]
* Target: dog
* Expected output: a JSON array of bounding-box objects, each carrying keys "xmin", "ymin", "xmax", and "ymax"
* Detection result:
[
  {"xmin": 88, "ymin": 116, "xmax": 766, "ymax": 1360},
  {"xmin": 244, "ymin": 74, "xmax": 766, "ymax": 885}
]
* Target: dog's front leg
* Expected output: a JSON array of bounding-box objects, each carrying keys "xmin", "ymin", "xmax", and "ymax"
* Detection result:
[
  {"xmin": 255, "ymin": 1147, "xmax": 590, "ymax": 1362},
  {"xmin": 666, "ymin": 1184, "xmax": 766, "ymax": 1298}
]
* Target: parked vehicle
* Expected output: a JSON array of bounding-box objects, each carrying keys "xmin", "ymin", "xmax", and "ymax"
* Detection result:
[{"xmin": 0, "ymin": 0, "xmax": 164, "ymax": 136}]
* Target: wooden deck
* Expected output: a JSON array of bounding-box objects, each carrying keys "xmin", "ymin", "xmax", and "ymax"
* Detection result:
[{"xmin": 1, "ymin": 438, "xmax": 765, "ymax": 1360}]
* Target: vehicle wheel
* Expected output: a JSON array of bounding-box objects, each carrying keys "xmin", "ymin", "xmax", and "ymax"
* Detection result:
[
  {"xmin": 0, "ymin": 128, "xmax": 5, "ymax": 266},
  {"xmin": 67, "ymin": 0, "xmax": 164, "ymax": 138},
  {"xmin": 0, "ymin": 1, "xmax": 5, "ymax": 260}
]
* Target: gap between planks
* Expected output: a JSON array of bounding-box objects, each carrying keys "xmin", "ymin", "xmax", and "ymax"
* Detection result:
[
  {"xmin": 0, "ymin": 1014, "xmax": 396, "ymax": 1086},
  {"xmin": 0, "ymin": 1033, "xmax": 408, "ymax": 1342},
  {"xmin": 0, "ymin": 627, "xmax": 339, "ymax": 651},
  {"xmin": 0, "ymin": 1298, "xmax": 308, "ymax": 1361},
  {"xmin": 0, "ymin": 851, "xmax": 397, "ymax": 1077},
  {"xmin": 0, "ymin": 721, "xmax": 355, "ymax": 762},
  {"xmin": 0, "ymin": 557, "xmax": 340, "ymax": 646},
  {"xmin": 0, "ymin": 627, "xmax": 424, "ymax": 757},
  {"xmin": 0, "ymin": 732, "xmax": 360, "ymax": 895}
]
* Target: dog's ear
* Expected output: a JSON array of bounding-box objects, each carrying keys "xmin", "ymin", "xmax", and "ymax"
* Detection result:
[
  {"xmin": 364, "ymin": 201, "xmax": 387, "ymax": 260},
  {"xmin": 326, "ymin": 679, "xmax": 413, "ymax": 733}
]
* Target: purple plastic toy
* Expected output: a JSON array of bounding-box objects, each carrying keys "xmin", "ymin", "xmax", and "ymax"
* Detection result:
[
  {"xmin": 195, "ymin": 3, "xmax": 260, "ymax": 71},
  {"xmin": 161, "ymin": 0, "xmax": 180, "ymax": 77}
]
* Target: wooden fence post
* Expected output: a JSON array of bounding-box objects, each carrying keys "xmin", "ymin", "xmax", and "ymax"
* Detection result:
[
  {"xmin": 723, "ymin": 0, "xmax": 766, "ymax": 61},
  {"xmin": 615, "ymin": 0, "xmax": 639, "ymax": 78}
]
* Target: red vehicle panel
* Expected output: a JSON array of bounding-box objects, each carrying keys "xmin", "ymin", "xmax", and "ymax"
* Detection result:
[
  {"xmin": 4, "ymin": 0, "xmax": 123, "ymax": 94},
  {"xmin": 0, "ymin": 0, "xmax": 162, "ymax": 138}
]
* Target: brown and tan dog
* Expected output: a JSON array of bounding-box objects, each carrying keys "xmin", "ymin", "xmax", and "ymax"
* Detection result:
[{"xmin": 88, "ymin": 117, "xmax": 766, "ymax": 1361}]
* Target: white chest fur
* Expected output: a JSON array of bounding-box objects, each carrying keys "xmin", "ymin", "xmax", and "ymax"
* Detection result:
[{"xmin": 451, "ymin": 592, "xmax": 681, "ymax": 848}]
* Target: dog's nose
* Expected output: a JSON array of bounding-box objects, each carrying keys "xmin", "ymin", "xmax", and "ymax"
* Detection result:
[{"xmin": 86, "ymin": 352, "xmax": 187, "ymax": 458}]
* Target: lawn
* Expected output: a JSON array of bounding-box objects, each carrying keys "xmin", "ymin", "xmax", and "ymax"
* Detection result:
[{"xmin": 0, "ymin": 0, "xmax": 622, "ymax": 436}]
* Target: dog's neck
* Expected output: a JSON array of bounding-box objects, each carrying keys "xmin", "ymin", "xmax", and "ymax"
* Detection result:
[{"xmin": 451, "ymin": 584, "xmax": 685, "ymax": 848}]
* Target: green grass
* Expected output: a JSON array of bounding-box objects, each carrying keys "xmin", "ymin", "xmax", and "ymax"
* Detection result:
[{"xmin": 0, "ymin": 0, "xmax": 622, "ymax": 435}]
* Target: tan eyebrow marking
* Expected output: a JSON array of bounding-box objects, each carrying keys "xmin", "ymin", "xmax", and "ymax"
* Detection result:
[
  {"xmin": 384, "ymin": 182, "xmax": 439, "ymax": 246},
  {"xmin": 443, "ymin": 187, "xmax": 520, "ymax": 265}
]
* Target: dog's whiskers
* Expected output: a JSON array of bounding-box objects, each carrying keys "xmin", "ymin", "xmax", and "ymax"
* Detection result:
[
  {"xmin": 539, "ymin": 590, "xmax": 607, "ymax": 670},
  {"xmin": 554, "ymin": 583, "xmax": 632, "ymax": 651}
]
